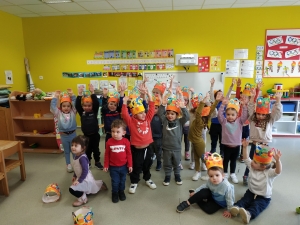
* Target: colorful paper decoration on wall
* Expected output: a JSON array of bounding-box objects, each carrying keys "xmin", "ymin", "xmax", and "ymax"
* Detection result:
[{"xmin": 198, "ymin": 56, "xmax": 210, "ymax": 72}]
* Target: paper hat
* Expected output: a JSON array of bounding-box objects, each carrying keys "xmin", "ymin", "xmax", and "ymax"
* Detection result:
[
  {"xmin": 108, "ymin": 91, "xmax": 120, "ymax": 103},
  {"xmin": 153, "ymin": 81, "xmax": 166, "ymax": 95},
  {"xmin": 81, "ymin": 91, "xmax": 92, "ymax": 105},
  {"xmin": 242, "ymin": 83, "xmax": 255, "ymax": 96},
  {"xmin": 227, "ymin": 98, "xmax": 240, "ymax": 112},
  {"xmin": 202, "ymin": 152, "xmax": 223, "ymax": 170},
  {"xmin": 128, "ymin": 97, "xmax": 145, "ymax": 115},
  {"xmin": 181, "ymin": 86, "xmax": 189, "ymax": 98},
  {"xmin": 191, "ymin": 93, "xmax": 203, "ymax": 108},
  {"xmin": 42, "ymin": 183, "xmax": 61, "ymax": 203},
  {"xmin": 60, "ymin": 92, "xmax": 71, "ymax": 104},
  {"xmin": 202, "ymin": 106, "xmax": 211, "ymax": 116},
  {"xmin": 166, "ymin": 97, "xmax": 181, "ymax": 114},
  {"xmin": 153, "ymin": 94, "xmax": 160, "ymax": 106},
  {"xmin": 256, "ymin": 97, "xmax": 270, "ymax": 114},
  {"xmin": 73, "ymin": 206, "xmax": 93, "ymax": 225},
  {"xmin": 253, "ymin": 145, "xmax": 274, "ymax": 164},
  {"xmin": 129, "ymin": 86, "xmax": 139, "ymax": 99}
]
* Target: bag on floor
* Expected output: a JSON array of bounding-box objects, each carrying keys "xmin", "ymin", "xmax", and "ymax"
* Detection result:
[
  {"xmin": 42, "ymin": 183, "xmax": 61, "ymax": 203},
  {"xmin": 73, "ymin": 206, "xmax": 93, "ymax": 225}
]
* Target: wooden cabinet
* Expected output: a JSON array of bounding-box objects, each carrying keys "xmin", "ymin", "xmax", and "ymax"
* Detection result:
[
  {"xmin": 0, "ymin": 107, "xmax": 14, "ymax": 140},
  {"xmin": 9, "ymin": 91, "xmax": 61, "ymax": 153}
]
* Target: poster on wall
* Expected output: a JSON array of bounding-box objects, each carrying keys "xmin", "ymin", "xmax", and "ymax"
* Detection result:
[
  {"xmin": 210, "ymin": 56, "xmax": 221, "ymax": 72},
  {"xmin": 264, "ymin": 29, "xmax": 300, "ymax": 77},
  {"xmin": 5, "ymin": 70, "xmax": 13, "ymax": 84},
  {"xmin": 198, "ymin": 56, "xmax": 210, "ymax": 72}
]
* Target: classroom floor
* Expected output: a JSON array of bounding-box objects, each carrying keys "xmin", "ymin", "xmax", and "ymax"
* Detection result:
[{"xmin": 1, "ymin": 133, "xmax": 300, "ymax": 225}]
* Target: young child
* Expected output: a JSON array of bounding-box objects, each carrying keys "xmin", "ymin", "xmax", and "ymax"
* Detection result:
[
  {"xmin": 50, "ymin": 89, "xmax": 77, "ymax": 172},
  {"xmin": 104, "ymin": 119, "xmax": 132, "ymax": 203},
  {"xmin": 230, "ymin": 139, "xmax": 282, "ymax": 224},
  {"xmin": 176, "ymin": 153, "xmax": 235, "ymax": 218},
  {"xmin": 181, "ymin": 86, "xmax": 191, "ymax": 160},
  {"xmin": 189, "ymin": 93, "xmax": 220, "ymax": 181},
  {"xmin": 243, "ymin": 90, "xmax": 282, "ymax": 185},
  {"xmin": 122, "ymin": 88, "xmax": 156, "ymax": 194},
  {"xmin": 157, "ymin": 95, "xmax": 189, "ymax": 186},
  {"xmin": 218, "ymin": 95, "xmax": 248, "ymax": 184},
  {"xmin": 69, "ymin": 135, "xmax": 107, "ymax": 207},
  {"xmin": 76, "ymin": 84, "xmax": 103, "ymax": 169}
]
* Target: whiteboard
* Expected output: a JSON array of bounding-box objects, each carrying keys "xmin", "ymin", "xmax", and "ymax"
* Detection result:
[{"xmin": 143, "ymin": 71, "xmax": 224, "ymax": 96}]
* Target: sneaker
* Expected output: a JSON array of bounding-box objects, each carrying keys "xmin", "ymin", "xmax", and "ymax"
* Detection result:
[
  {"xmin": 118, "ymin": 191, "xmax": 126, "ymax": 201},
  {"xmin": 175, "ymin": 175, "xmax": 183, "ymax": 185},
  {"xmin": 152, "ymin": 154, "xmax": 156, "ymax": 161},
  {"xmin": 145, "ymin": 179, "xmax": 157, "ymax": 189},
  {"xmin": 95, "ymin": 162, "xmax": 104, "ymax": 170},
  {"xmin": 192, "ymin": 172, "xmax": 201, "ymax": 181},
  {"xmin": 201, "ymin": 163, "xmax": 207, "ymax": 171},
  {"xmin": 230, "ymin": 173, "xmax": 239, "ymax": 184},
  {"xmin": 72, "ymin": 195, "xmax": 88, "ymax": 207},
  {"xmin": 185, "ymin": 152, "xmax": 190, "ymax": 161},
  {"xmin": 224, "ymin": 173, "xmax": 229, "ymax": 180},
  {"xmin": 163, "ymin": 176, "xmax": 171, "ymax": 186},
  {"xmin": 67, "ymin": 164, "xmax": 73, "ymax": 173},
  {"xmin": 230, "ymin": 206, "xmax": 240, "ymax": 217},
  {"xmin": 112, "ymin": 192, "xmax": 119, "ymax": 203},
  {"xmin": 189, "ymin": 162, "xmax": 195, "ymax": 170},
  {"xmin": 201, "ymin": 175, "xmax": 209, "ymax": 181},
  {"xmin": 243, "ymin": 176, "xmax": 248, "ymax": 186},
  {"xmin": 128, "ymin": 183, "xmax": 138, "ymax": 194},
  {"xmin": 239, "ymin": 207, "xmax": 251, "ymax": 224},
  {"xmin": 176, "ymin": 201, "xmax": 190, "ymax": 213},
  {"xmin": 156, "ymin": 161, "xmax": 162, "ymax": 171}
]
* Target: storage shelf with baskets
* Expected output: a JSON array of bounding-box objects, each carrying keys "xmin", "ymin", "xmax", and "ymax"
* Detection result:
[{"xmin": 9, "ymin": 91, "xmax": 61, "ymax": 154}]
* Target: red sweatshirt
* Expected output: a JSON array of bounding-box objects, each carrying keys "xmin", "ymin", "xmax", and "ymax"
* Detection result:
[
  {"xmin": 121, "ymin": 101, "xmax": 154, "ymax": 146},
  {"xmin": 104, "ymin": 138, "xmax": 132, "ymax": 168}
]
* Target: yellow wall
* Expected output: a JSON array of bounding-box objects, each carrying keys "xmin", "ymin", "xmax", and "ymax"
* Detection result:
[{"xmin": 0, "ymin": 11, "xmax": 26, "ymax": 91}]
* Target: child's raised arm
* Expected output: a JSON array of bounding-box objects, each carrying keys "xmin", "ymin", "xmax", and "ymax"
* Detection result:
[
  {"xmin": 209, "ymin": 78, "xmax": 215, "ymax": 100},
  {"xmin": 273, "ymin": 149, "xmax": 282, "ymax": 174},
  {"xmin": 225, "ymin": 78, "xmax": 236, "ymax": 98},
  {"xmin": 242, "ymin": 138, "xmax": 249, "ymax": 160},
  {"xmin": 236, "ymin": 78, "xmax": 241, "ymax": 99},
  {"xmin": 270, "ymin": 92, "xmax": 283, "ymax": 122}
]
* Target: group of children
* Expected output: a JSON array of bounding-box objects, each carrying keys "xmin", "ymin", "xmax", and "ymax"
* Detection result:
[{"xmin": 51, "ymin": 77, "xmax": 283, "ymax": 223}]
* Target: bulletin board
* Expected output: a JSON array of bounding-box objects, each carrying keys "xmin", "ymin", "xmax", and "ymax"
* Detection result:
[
  {"xmin": 264, "ymin": 29, "xmax": 300, "ymax": 77},
  {"xmin": 143, "ymin": 71, "xmax": 224, "ymax": 95}
]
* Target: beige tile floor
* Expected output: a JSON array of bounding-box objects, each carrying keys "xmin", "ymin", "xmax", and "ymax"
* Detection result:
[{"xmin": 1, "ymin": 135, "xmax": 300, "ymax": 225}]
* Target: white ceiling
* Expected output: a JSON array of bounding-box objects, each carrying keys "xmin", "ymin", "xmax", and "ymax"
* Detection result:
[{"xmin": 0, "ymin": 0, "xmax": 299, "ymax": 18}]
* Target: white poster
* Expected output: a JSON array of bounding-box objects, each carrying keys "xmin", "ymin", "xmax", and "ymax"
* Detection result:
[
  {"xmin": 240, "ymin": 60, "xmax": 254, "ymax": 78},
  {"xmin": 5, "ymin": 70, "xmax": 13, "ymax": 84},
  {"xmin": 234, "ymin": 49, "xmax": 248, "ymax": 59},
  {"xmin": 90, "ymin": 80, "xmax": 99, "ymax": 90},
  {"xmin": 225, "ymin": 60, "xmax": 240, "ymax": 77}
]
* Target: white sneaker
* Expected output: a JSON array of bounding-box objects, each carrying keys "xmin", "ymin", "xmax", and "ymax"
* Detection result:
[
  {"xmin": 67, "ymin": 164, "xmax": 73, "ymax": 173},
  {"xmin": 201, "ymin": 175, "xmax": 209, "ymax": 181},
  {"xmin": 192, "ymin": 172, "xmax": 201, "ymax": 181},
  {"xmin": 230, "ymin": 173, "xmax": 239, "ymax": 184},
  {"xmin": 128, "ymin": 183, "xmax": 138, "ymax": 194},
  {"xmin": 189, "ymin": 162, "xmax": 195, "ymax": 170},
  {"xmin": 201, "ymin": 163, "xmax": 207, "ymax": 171},
  {"xmin": 145, "ymin": 179, "xmax": 157, "ymax": 189},
  {"xmin": 224, "ymin": 173, "xmax": 229, "ymax": 180}
]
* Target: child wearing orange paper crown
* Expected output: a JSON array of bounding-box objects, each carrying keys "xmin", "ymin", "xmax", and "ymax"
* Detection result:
[
  {"xmin": 157, "ymin": 94, "xmax": 189, "ymax": 186},
  {"xmin": 189, "ymin": 92, "xmax": 221, "ymax": 181},
  {"xmin": 50, "ymin": 89, "xmax": 77, "ymax": 172},
  {"xmin": 76, "ymin": 84, "xmax": 103, "ymax": 169},
  {"xmin": 176, "ymin": 152, "xmax": 235, "ymax": 218},
  {"xmin": 242, "ymin": 90, "xmax": 282, "ymax": 185},
  {"xmin": 69, "ymin": 135, "xmax": 107, "ymax": 207},
  {"xmin": 121, "ymin": 87, "xmax": 156, "ymax": 194},
  {"xmin": 181, "ymin": 86, "xmax": 192, "ymax": 160},
  {"xmin": 101, "ymin": 87, "xmax": 122, "ymax": 143},
  {"xmin": 218, "ymin": 94, "xmax": 249, "ymax": 184},
  {"xmin": 230, "ymin": 139, "xmax": 282, "ymax": 224}
]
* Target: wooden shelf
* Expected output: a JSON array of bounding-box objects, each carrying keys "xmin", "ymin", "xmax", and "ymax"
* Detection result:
[
  {"xmin": 23, "ymin": 147, "xmax": 62, "ymax": 154},
  {"xmin": 13, "ymin": 116, "xmax": 53, "ymax": 120},
  {"xmin": 15, "ymin": 132, "xmax": 56, "ymax": 137},
  {"xmin": 10, "ymin": 100, "xmax": 50, "ymax": 103}
]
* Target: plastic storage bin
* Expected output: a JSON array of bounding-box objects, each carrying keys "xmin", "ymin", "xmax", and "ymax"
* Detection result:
[{"xmin": 281, "ymin": 102, "xmax": 296, "ymax": 112}]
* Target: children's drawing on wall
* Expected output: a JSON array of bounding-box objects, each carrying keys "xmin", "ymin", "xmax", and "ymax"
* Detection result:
[
  {"xmin": 5, "ymin": 70, "xmax": 13, "ymax": 84},
  {"xmin": 104, "ymin": 51, "xmax": 110, "ymax": 59},
  {"xmin": 100, "ymin": 80, "xmax": 108, "ymax": 90},
  {"xmin": 108, "ymin": 81, "xmax": 117, "ymax": 93},
  {"xmin": 90, "ymin": 80, "xmax": 99, "ymax": 90},
  {"xmin": 103, "ymin": 65, "xmax": 111, "ymax": 71},
  {"xmin": 109, "ymin": 50, "xmax": 115, "ymax": 59},
  {"xmin": 115, "ymin": 50, "xmax": 120, "ymax": 59},
  {"xmin": 138, "ymin": 50, "xmax": 144, "ymax": 58}
]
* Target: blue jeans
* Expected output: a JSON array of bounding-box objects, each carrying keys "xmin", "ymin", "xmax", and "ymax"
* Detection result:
[
  {"xmin": 244, "ymin": 143, "xmax": 256, "ymax": 177},
  {"xmin": 109, "ymin": 165, "xmax": 128, "ymax": 193},
  {"xmin": 235, "ymin": 189, "xmax": 271, "ymax": 220},
  {"xmin": 60, "ymin": 132, "xmax": 76, "ymax": 165}
]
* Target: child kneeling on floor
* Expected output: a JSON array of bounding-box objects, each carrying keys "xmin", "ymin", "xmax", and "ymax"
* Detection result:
[
  {"xmin": 176, "ymin": 153, "xmax": 234, "ymax": 218},
  {"xmin": 69, "ymin": 135, "xmax": 107, "ymax": 207},
  {"xmin": 230, "ymin": 139, "xmax": 282, "ymax": 224},
  {"xmin": 104, "ymin": 119, "xmax": 132, "ymax": 203}
]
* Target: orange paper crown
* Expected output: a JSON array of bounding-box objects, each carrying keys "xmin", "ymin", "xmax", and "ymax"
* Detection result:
[
  {"xmin": 191, "ymin": 93, "xmax": 203, "ymax": 108},
  {"xmin": 242, "ymin": 83, "xmax": 255, "ymax": 96},
  {"xmin": 203, "ymin": 152, "xmax": 223, "ymax": 169},
  {"xmin": 108, "ymin": 91, "xmax": 120, "ymax": 103},
  {"xmin": 202, "ymin": 106, "xmax": 211, "ymax": 116},
  {"xmin": 227, "ymin": 98, "xmax": 240, "ymax": 112},
  {"xmin": 153, "ymin": 81, "xmax": 166, "ymax": 95},
  {"xmin": 256, "ymin": 97, "xmax": 270, "ymax": 114},
  {"xmin": 181, "ymin": 86, "xmax": 189, "ymax": 98},
  {"xmin": 129, "ymin": 86, "xmax": 139, "ymax": 99},
  {"xmin": 128, "ymin": 97, "xmax": 145, "ymax": 115},
  {"xmin": 253, "ymin": 145, "xmax": 274, "ymax": 164},
  {"xmin": 166, "ymin": 97, "xmax": 181, "ymax": 114},
  {"xmin": 60, "ymin": 92, "xmax": 71, "ymax": 104},
  {"xmin": 81, "ymin": 91, "xmax": 92, "ymax": 105},
  {"xmin": 42, "ymin": 183, "xmax": 61, "ymax": 203}
]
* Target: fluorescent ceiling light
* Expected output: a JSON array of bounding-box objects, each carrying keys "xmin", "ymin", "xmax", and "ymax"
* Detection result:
[{"xmin": 41, "ymin": 0, "xmax": 73, "ymax": 3}]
